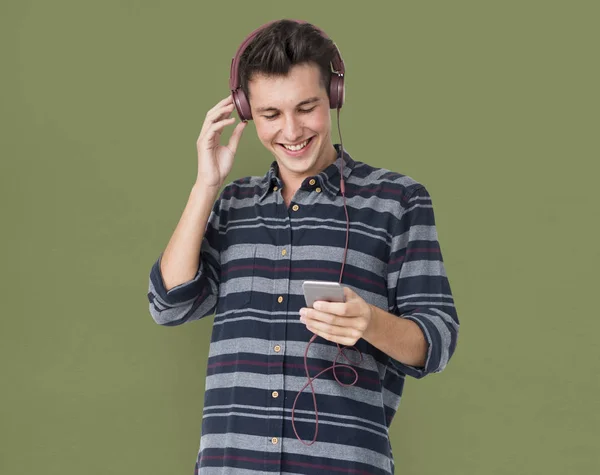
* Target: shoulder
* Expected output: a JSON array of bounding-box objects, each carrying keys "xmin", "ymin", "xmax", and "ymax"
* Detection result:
[
  {"xmin": 218, "ymin": 174, "xmax": 267, "ymax": 202},
  {"xmin": 349, "ymin": 159, "xmax": 429, "ymax": 209}
]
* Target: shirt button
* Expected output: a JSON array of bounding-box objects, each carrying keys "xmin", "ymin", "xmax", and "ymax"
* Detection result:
[
  {"xmin": 277, "ymin": 296, "xmax": 283, "ymax": 304},
  {"xmin": 315, "ymin": 187, "xmax": 322, "ymax": 193},
  {"xmin": 272, "ymin": 391, "xmax": 279, "ymax": 398},
  {"xmin": 281, "ymin": 249, "xmax": 287, "ymax": 256},
  {"xmin": 292, "ymin": 204, "xmax": 299, "ymax": 211},
  {"xmin": 273, "ymin": 186, "xmax": 278, "ymax": 191},
  {"xmin": 274, "ymin": 345, "xmax": 281, "ymax": 353},
  {"xmin": 309, "ymin": 178, "xmax": 316, "ymax": 186},
  {"xmin": 271, "ymin": 437, "xmax": 279, "ymax": 445}
]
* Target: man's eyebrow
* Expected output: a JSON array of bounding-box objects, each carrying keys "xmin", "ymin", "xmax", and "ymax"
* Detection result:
[{"xmin": 255, "ymin": 97, "xmax": 321, "ymax": 113}]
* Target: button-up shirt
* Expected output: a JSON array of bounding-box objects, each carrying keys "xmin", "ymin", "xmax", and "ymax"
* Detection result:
[{"xmin": 147, "ymin": 145, "xmax": 459, "ymax": 474}]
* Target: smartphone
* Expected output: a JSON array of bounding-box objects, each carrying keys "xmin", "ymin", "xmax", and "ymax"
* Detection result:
[{"xmin": 302, "ymin": 280, "xmax": 346, "ymax": 308}]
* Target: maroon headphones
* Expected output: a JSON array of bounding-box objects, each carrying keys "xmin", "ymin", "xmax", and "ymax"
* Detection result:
[{"xmin": 229, "ymin": 19, "xmax": 346, "ymax": 122}]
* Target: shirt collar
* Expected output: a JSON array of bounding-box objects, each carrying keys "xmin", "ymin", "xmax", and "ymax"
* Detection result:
[{"xmin": 259, "ymin": 144, "xmax": 355, "ymax": 201}]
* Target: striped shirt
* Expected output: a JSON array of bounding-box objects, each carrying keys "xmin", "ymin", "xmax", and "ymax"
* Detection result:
[{"xmin": 147, "ymin": 145, "xmax": 459, "ymax": 475}]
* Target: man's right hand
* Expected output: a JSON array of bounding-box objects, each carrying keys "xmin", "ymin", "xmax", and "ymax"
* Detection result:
[{"xmin": 195, "ymin": 94, "xmax": 247, "ymax": 189}]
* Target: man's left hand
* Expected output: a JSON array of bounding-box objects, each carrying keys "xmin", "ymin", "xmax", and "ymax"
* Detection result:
[{"xmin": 299, "ymin": 286, "xmax": 374, "ymax": 346}]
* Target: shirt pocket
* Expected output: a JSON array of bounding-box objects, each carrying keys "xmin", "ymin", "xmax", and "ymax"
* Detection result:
[{"xmin": 216, "ymin": 246, "xmax": 255, "ymax": 314}]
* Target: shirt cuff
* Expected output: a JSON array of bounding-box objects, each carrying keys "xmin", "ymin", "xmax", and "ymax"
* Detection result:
[
  {"xmin": 387, "ymin": 314, "xmax": 441, "ymax": 379},
  {"xmin": 149, "ymin": 253, "xmax": 206, "ymax": 306}
]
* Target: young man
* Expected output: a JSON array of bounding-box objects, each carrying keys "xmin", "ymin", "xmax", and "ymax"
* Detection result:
[{"xmin": 147, "ymin": 19, "xmax": 459, "ymax": 475}]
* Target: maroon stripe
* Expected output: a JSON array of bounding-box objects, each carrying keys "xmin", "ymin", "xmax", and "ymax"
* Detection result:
[
  {"xmin": 388, "ymin": 256, "xmax": 405, "ymax": 266},
  {"xmin": 408, "ymin": 247, "xmax": 440, "ymax": 253},
  {"xmin": 224, "ymin": 265, "xmax": 385, "ymax": 289},
  {"xmin": 207, "ymin": 360, "xmax": 380, "ymax": 385},
  {"xmin": 285, "ymin": 458, "xmax": 376, "ymax": 474}
]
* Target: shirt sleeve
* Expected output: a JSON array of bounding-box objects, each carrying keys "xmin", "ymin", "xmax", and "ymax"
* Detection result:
[
  {"xmin": 146, "ymin": 191, "xmax": 223, "ymax": 326},
  {"xmin": 386, "ymin": 185, "xmax": 460, "ymax": 378}
]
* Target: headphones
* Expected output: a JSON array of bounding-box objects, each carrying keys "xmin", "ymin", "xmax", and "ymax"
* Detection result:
[{"xmin": 229, "ymin": 19, "xmax": 346, "ymax": 122}]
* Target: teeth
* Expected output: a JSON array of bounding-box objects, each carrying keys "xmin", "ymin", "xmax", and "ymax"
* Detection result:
[{"xmin": 283, "ymin": 139, "xmax": 310, "ymax": 151}]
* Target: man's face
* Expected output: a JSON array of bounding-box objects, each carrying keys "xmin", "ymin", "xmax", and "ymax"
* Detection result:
[{"xmin": 248, "ymin": 62, "xmax": 336, "ymax": 184}]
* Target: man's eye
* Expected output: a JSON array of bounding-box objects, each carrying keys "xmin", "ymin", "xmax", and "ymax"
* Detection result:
[{"xmin": 262, "ymin": 106, "xmax": 315, "ymax": 120}]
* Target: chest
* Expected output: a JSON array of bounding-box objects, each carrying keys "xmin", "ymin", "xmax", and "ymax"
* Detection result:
[{"xmin": 218, "ymin": 196, "xmax": 392, "ymax": 308}]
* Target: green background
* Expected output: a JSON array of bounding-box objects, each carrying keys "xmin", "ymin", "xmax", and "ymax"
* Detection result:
[{"xmin": 2, "ymin": 1, "xmax": 598, "ymax": 473}]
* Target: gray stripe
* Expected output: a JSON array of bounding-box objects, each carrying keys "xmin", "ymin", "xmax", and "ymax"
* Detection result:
[
  {"xmin": 221, "ymin": 188, "xmax": 417, "ymax": 219},
  {"xmin": 220, "ymin": 243, "xmax": 256, "ymax": 261},
  {"xmin": 382, "ymin": 387, "xmax": 401, "ymax": 411},
  {"xmin": 352, "ymin": 170, "xmax": 420, "ymax": 190},
  {"xmin": 398, "ymin": 300, "xmax": 456, "ymax": 309},
  {"xmin": 399, "ymin": 292, "xmax": 455, "ymax": 300},
  {"xmin": 219, "ymin": 278, "xmax": 386, "ymax": 306},
  {"xmin": 150, "ymin": 297, "xmax": 168, "ymax": 311},
  {"xmin": 390, "ymin": 260, "xmax": 448, "ymax": 279},
  {"xmin": 391, "ymin": 225, "xmax": 439, "ymax": 250},
  {"xmin": 222, "ymin": 243, "xmax": 387, "ymax": 271},
  {"xmin": 205, "ymin": 372, "xmax": 384, "ymax": 408}
]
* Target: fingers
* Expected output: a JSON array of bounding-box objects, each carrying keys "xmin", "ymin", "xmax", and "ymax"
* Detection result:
[
  {"xmin": 226, "ymin": 120, "xmax": 247, "ymax": 153},
  {"xmin": 206, "ymin": 94, "xmax": 234, "ymax": 118},
  {"xmin": 303, "ymin": 317, "xmax": 361, "ymax": 346},
  {"xmin": 313, "ymin": 300, "xmax": 348, "ymax": 316},
  {"xmin": 201, "ymin": 117, "xmax": 237, "ymax": 146},
  {"xmin": 209, "ymin": 94, "xmax": 234, "ymax": 112},
  {"xmin": 209, "ymin": 116, "xmax": 236, "ymax": 130},
  {"xmin": 302, "ymin": 308, "xmax": 349, "ymax": 328},
  {"xmin": 197, "ymin": 95, "xmax": 245, "ymax": 153},
  {"xmin": 199, "ymin": 96, "xmax": 238, "ymax": 140},
  {"xmin": 204, "ymin": 103, "xmax": 235, "ymax": 130}
]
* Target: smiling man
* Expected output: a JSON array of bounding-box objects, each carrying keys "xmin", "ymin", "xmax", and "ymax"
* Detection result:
[{"xmin": 147, "ymin": 19, "xmax": 459, "ymax": 475}]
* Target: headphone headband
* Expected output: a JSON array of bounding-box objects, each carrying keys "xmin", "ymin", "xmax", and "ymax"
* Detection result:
[{"xmin": 229, "ymin": 19, "xmax": 345, "ymax": 121}]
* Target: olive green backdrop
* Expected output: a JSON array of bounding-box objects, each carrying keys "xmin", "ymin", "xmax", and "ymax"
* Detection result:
[{"xmin": 1, "ymin": 1, "xmax": 598, "ymax": 474}]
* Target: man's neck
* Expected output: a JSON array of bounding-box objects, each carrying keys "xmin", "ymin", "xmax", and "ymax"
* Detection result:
[{"xmin": 279, "ymin": 144, "xmax": 339, "ymax": 203}]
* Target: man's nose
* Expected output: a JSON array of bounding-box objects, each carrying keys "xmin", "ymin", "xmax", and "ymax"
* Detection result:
[{"xmin": 282, "ymin": 114, "xmax": 303, "ymax": 143}]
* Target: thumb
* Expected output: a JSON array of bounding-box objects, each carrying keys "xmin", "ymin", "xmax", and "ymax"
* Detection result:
[{"xmin": 227, "ymin": 120, "xmax": 247, "ymax": 154}]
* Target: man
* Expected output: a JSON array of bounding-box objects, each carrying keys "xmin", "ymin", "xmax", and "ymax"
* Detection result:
[{"xmin": 147, "ymin": 19, "xmax": 459, "ymax": 475}]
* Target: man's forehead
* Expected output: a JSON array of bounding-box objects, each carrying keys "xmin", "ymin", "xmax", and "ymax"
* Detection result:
[{"xmin": 248, "ymin": 63, "xmax": 325, "ymax": 107}]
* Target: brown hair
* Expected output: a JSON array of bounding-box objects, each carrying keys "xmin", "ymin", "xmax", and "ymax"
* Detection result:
[{"xmin": 238, "ymin": 20, "xmax": 338, "ymax": 101}]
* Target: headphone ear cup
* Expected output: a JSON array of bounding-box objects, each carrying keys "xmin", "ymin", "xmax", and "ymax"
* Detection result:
[
  {"xmin": 233, "ymin": 89, "xmax": 252, "ymax": 121},
  {"xmin": 329, "ymin": 73, "xmax": 345, "ymax": 110}
]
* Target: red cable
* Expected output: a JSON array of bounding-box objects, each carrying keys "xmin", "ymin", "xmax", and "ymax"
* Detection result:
[{"xmin": 291, "ymin": 109, "xmax": 363, "ymax": 445}]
